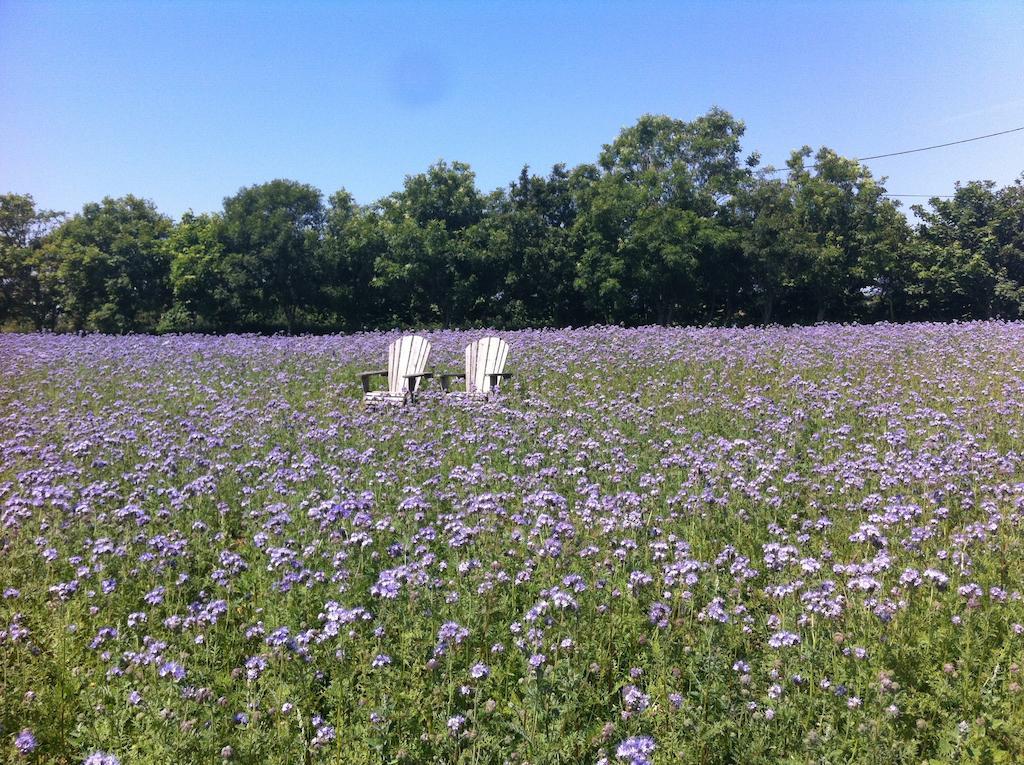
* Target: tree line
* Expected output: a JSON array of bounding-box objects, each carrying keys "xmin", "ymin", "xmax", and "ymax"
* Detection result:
[{"xmin": 2, "ymin": 109, "xmax": 1023, "ymax": 334}]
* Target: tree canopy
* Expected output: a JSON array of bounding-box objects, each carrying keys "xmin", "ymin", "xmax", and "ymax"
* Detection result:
[{"xmin": 2, "ymin": 109, "xmax": 1022, "ymax": 333}]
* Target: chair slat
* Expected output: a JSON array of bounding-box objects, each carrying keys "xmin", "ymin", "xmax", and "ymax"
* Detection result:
[
  {"xmin": 387, "ymin": 338, "xmax": 399, "ymax": 394},
  {"xmin": 480, "ymin": 337, "xmax": 493, "ymax": 393},
  {"xmin": 383, "ymin": 335, "xmax": 431, "ymax": 397},
  {"xmin": 387, "ymin": 338, "xmax": 397, "ymax": 395},
  {"xmin": 496, "ymin": 341, "xmax": 508, "ymax": 375},
  {"xmin": 465, "ymin": 336, "xmax": 508, "ymax": 394},
  {"xmin": 401, "ymin": 336, "xmax": 413, "ymax": 394},
  {"xmin": 465, "ymin": 341, "xmax": 477, "ymax": 393},
  {"xmin": 415, "ymin": 336, "xmax": 429, "ymax": 376}
]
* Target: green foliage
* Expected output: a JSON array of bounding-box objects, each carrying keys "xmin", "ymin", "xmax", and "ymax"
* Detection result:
[
  {"xmin": 373, "ymin": 161, "xmax": 485, "ymax": 327},
  {"xmin": 320, "ymin": 189, "xmax": 386, "ymax": 330},
  {"xmin": 220, "ymin": 179, "xmax": 326, "ymax": 332},
  {"xmin": 781, "ymin": 147, "xmax": 910, "ymax": 322},
  {"xmin": 737, "ymin": 177, "xmax": 802, "ymax": 323},
  {"xmin": 572, "ymin": 110, "xmax": 754, "ymax": 325},
  {"xmin": 490, "ymin": 165, "xmax": 581, "ymax": 328},
  {"xmin": 2, "ymin": 112, "xmax": 1023, "ymax": 334},
  {"xmin": 43, "ymin": 196, "xmax": 172, "ymax": 332},
  {"xmin": 909, "ymin": 179, "xmax": 1024, "ymax": 320},
  {"xmin": 163, "ymin": 211, "xmax": 230, "ymax": 332},
  {"xmin": 0, "ymin": 193, "xmax": 64, "ymax": 329}
]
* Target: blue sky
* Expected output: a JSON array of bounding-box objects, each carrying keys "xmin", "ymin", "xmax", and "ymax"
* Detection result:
[{"xmin": 2, "ymin": 0, "xmax": 1022, "ymax": 219}]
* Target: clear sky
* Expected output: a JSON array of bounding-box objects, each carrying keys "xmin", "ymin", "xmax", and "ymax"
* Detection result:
[{"xmin": 2, "ymin": 0, "xmax": 1023, "ymax": 219}]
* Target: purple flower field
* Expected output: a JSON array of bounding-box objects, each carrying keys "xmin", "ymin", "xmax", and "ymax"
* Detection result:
[{"xmin": 2, "ymin": 323, "xmax": 1024, "ymax": 763}]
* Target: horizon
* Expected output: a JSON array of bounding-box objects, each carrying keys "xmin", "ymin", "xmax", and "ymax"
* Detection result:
[{"xmin": 2, "ymin": 0, "xmax": 1023, "ymax": 220}]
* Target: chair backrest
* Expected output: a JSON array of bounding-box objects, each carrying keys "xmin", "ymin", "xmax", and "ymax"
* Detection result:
[
  {"xmin": 466, "ymin": 336, "xmax": 509, "ymax": 393},
  {"xmin": 388, "ymin": 335, "xmax": 431, "ymax": 395}
]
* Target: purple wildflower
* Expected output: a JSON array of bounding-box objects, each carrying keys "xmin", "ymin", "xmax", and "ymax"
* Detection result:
[
  {"xmin": 83, "ymin": 753, "xmax": 120, "ymax": 765},
  {"xmin": 470, "ymin": 662, "xmax": 490, "ymax": 679},
  {"xmin": 15, "ymin": 729, "xmax": 37, "ymax": 755},
  {"xmin": 447, "ymin": 715, "xmax": 466, "ymax": 736},
  {"xmin": 616, "ymin": 735, "xmax": 656, "ymax": 765},
  {"xmin": 157, "ymin": 661, "xmax": 185, "ymax": 681}
]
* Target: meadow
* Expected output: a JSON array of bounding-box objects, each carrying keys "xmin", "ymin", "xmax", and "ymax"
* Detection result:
[{"xmin": 2, "ymin": 323, "xmax": 1024, "ymax": 764}]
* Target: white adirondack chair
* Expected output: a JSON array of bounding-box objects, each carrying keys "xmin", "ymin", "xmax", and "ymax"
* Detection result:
[
  {"xmin": 360, "ymin": 335, "xmax": 433, "ymax": 405},
  {"xmin": 439, "ymin": 336, "xmax": 512, "ymax": 399}
]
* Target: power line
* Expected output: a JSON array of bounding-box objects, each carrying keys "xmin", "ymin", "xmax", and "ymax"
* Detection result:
[
  {"xmin": 856, "ymin": 126, "xmax": 1024, "ymax": 161},
  {"xmin": 761, "ymin": 124, "xmax": 1024, "ymax": 175},
  {"xmin": 885, "ymin": 193, "xmax": 953, "ymax": 198}
]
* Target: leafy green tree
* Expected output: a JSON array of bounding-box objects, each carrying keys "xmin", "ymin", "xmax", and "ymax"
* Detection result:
[
  {"xmin": 4, "ymin": 111, "xmax": 1022, "ymax": 334},
  {"xmin": 320, "ymin": 189, "xmax": 387, "ymax": 330},
  {"xmin": 220, "ymin": 180, "xmax": 326, "ymax": 332},
  {"xmin": 736, "ymin": 176, "xmax": 804, "ymax": 323},
  {"xmin": 737, "ymin": 149, "xmax": 910, "ymax": 324},
  {"xmin": 781, "ymin": 147, "xmax": 906, "ymax": 322},
  {"xmin": 851, "ymin": 199, "xmax": 916, "ymax": 322},
  {"xmin": 485, "ymin": 165, "xmax": 581, "ymax": 327},
  {"xmin": 909, "ymin": 178, "xmax": 1024, "ymax": 319},
  {"xmin": 162, "ymin": 212, "xmax": 233, "ymax": 332},
  {"xmin": 373, "ymin": 161, "xmax": 484, "ymax": 326},
  {"xmin": 572, "ymin": 109, "xmax": 753, "ymax": 324},
  {"xmin": 0, "ymin": 193, "xmax": 64, "ymax": 329},
  {"xmin": 785, "ymin": 148, "xmax": 857, "ymax": 321},
  {"xmin": 994, "ymin": 175, "xmax": 1024, "ymax": 312},
  {"xmin": 43, "ymin": 196, "xmax": 171, "ymax": 332},
  {"xmin": 695, "ymin": 211, "xmax": 747, "ymax": 324}
]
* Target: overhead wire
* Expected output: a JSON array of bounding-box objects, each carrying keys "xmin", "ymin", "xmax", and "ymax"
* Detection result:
[
  {"xmin": 855, "ymin": 126, "xmax": 1024, "ymax": 162},
  {"xmin": 762, "ymin": 124, "xmax": 1023, "ymax": 174},
  {"xmin": 885, "ymin": 194, "xmax": 953, "ymax": 199},
  {"xmin": 758, "ymin": 124, "xmax": 1023, "ymax": 200}
]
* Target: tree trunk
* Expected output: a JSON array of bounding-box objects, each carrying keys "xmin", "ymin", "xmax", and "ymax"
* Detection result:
[{"xmin": 283, "ymin": 303, "xmax": 296, "ymax": 334}]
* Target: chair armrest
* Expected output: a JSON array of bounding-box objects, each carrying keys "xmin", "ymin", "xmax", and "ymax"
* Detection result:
[
  {"xmin": 359, "ymin": 369, "xmax": 387, "ymax": 393},
  {"xmin": 403, "ymin": 372, "xmax": 433, "ymax": 394},
  {"xmin": 487, "ymin": 371, "xmax": 513, "ymax": 390},
  {"xmin": 438, "ymin": 371, "xmax": 466, "ymax": 393}
]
